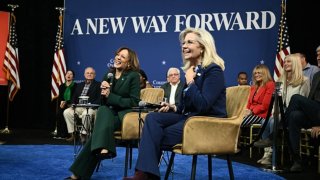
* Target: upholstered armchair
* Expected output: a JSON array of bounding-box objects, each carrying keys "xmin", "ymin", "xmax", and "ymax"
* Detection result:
[
  {"xmin": 114, "ymin": 88, "xmax": 164, "ymax": 177},
  {"xmin": 164, "ymin": 85, "xmax": 250, "ymax": 180}
]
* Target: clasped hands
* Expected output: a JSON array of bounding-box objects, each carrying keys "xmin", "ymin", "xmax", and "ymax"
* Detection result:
[
  {"xmin": 158, "ymin": 102, "xmax": 176, "ymax": 113},
  {"xmin": 101, "ymin": 81, "xmax": 111, "ymax": 97}
]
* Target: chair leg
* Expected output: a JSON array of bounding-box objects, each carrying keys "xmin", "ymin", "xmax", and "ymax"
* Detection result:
[
  {"xmin": 208, "ymin": 155, "xmax": 212, "ymax": 180},
  {"xmin": 191, "ymin": 155, "xmax": 197, "ymax": 180},
  {"xmin": 164, "ymin": 152, "xmax": 175, "ymax": 180},
  {"xmin": 124, "ymin": 144, "xmax": 129, "ymax": 177},
  {"xmin": 226, "ymin": 155, "xmax": 234, "ymax": 180},
  {"xmin": 129, "ymin": 145, "xmax": 133, "ymax": 169},
  {"xmin": 318, "ymin": 144, "xmax": 320, "ymax": 174},
  {"xmin": 250, "ymin": 126, "xmax": 253, "ymax": 158},
  {"xmin": 95, "ymin": 160, "xmax": 101, "ymax": 172}
]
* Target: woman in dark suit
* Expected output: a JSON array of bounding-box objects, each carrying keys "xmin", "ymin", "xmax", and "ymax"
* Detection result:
[
  {"xmin": 125, "ymin": 27, "xmax": 227, "ymax": 180},
  {"xmin": 241, "ymin": 64, "xmax": 275, "ymax": 127},
  {"xmin": 65, "ymin": 47, "xmax": 141, "ymax": 179}
]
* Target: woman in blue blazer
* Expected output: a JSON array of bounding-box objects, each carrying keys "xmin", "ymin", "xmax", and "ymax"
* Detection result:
[{"xmin": 125, "ymin": 28, "xmax": 227, "ymax": 180}]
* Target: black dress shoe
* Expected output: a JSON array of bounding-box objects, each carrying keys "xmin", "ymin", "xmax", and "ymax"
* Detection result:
[
  {"xmin": 96, "ymin": 152, "xmax": 116, "ymax": 160},
  {"xmin": 254, "ymin": 138, "xmax": 272, "ymax": 148}
]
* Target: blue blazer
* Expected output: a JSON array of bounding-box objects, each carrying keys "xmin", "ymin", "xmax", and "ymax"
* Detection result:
[{"xmin": 177, "ymin": 63, "xmax": 227, "ymax": 118}]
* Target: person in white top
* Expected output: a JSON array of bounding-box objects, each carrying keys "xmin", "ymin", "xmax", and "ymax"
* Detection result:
[
  {"xmin": 160, "ymin": 67, "xmax": 184, "ymax": 106},
  {"xmin": 254, "ymin": 53, "xmax": 310, "ymax": 165}
]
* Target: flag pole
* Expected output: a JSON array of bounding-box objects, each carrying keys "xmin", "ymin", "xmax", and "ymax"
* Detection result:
[
  {"xmin": 1, "ymin": 81, "xmax": 12, "ymax": 134},
  {"xmin": 51, "ymin": 7, "xmax": 66, "ymax": 136},
  {"xmin": 1, "ymin": 4, "xmax": 19, "ymax": 134}
]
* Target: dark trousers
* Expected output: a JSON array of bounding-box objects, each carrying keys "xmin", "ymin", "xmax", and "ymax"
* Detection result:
[
  {"xmin": 285, "ymin": 94, "xmax": 320, "ymax": 157},
  {"xmin": 69, "ymin": 106, "xmax": 120, "ymax": 179},
  {"xmin": 135, "ymin": 112, "xmax": 188, "ymax": 177},
  {"xmin": 56, "ymin": 107, "xmax": 68, "ymax": 137}
]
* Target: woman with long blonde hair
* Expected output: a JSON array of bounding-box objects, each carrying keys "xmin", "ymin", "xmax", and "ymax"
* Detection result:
[
  {"xmin": 241, "ymin": 64, "xmax": 275, "ymax": 127},
  {"xmin": 255, "ymin": 53, "xmax": 310, "ymax": 165}
]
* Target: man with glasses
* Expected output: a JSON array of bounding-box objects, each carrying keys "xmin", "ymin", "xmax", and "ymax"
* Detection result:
[{"xmin": 160, "ymin": 67, "xmax": 184, "ymax": 106}]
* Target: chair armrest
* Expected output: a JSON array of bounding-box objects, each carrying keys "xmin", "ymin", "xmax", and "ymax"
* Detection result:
[{"xmin": 180, "ymin": 115, "xmax": 242, "ymax": 155}]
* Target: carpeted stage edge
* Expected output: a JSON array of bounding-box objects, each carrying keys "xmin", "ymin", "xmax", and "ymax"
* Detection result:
[{"xmin": 0, "ymin": 145, "xmax": 284, "ymax": 180}]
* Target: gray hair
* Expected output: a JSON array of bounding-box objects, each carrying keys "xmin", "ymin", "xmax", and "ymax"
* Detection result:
[{"xmin": 167, "ymin": 67, "xmax": 180, "ymax": 77}]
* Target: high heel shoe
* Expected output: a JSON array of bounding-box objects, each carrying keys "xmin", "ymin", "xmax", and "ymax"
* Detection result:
[{"xmin": 96, "ymin": 152, "xmax": 115, "ymax": 160}]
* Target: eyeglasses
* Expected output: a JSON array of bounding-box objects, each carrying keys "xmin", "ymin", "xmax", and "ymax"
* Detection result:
[
  {"xmin": 181, "ymin": 40, "xmax": 198, "ymax": 46},
  {"xmin": 168, "ymin": 73, "xmax": 179, "ymax": 77}
]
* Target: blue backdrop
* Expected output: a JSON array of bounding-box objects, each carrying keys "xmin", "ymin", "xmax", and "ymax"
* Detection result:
[{"xmin": 64, "ymin": 0, "xmax": 281, "ymax": 87}]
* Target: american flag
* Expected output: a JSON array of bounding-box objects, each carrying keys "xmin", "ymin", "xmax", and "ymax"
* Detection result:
[
  {"xmin": 51, "ymin": 14, "xmax": 66, "ymax": 100},
  {"xmin": 273, "ymin": 1, "xmax": 290, "ymax": 81},
  {"xmin": 3, "ymin": 13, "xmax": 20, "ymax": 101}
]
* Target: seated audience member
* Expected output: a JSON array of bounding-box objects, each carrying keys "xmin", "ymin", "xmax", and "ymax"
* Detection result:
[
  {"xmin": 139, "ymin": 69, "xmax": 153, "ymax": 89},
  {"xmin": 297, "ymin": 52, "xmax": 320, "ymax": 86},
  {"xmin": 241, "ymin": 64, "xmax": 274, "ymax": 128},
  {"xmin": 63, "ymin": 67, "xmax": 101, "ymax": 142},
  {"xmin": 124, "ymin": 27, "xmax": 226, "ymax": 180},
  {"xmin": 54, "ymin": 70, "xmax": 78, "ymax": 139},
  {"xmin": 316, "ymin": 45, "xmax": 320, "ymax": 68},
  {"xmin": 254, "ymin": 54, "xmax": 310, "ymax": 165},
  {"xmin": 284, "ymin": 70, "xmax": 320, "ymax": 172},
  {"xmin": 160, "ymin": 67, "xmax": 184, "ymax": 106},
  {"xmin": 237, "ymin": 71, "xmax": 248, "ymax": 85},
  {"xmin": 240, "ymin": 65, "xmax": 274, "ymax": 154},
  {"xmin": 65, "ymin": 47, "xmax": 141, "ymax": 180}
]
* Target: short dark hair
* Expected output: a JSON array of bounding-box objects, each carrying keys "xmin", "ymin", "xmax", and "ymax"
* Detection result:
[
  {"xmin": 67, "ymin": 69, "xmax": 75, "ymax": 77},
  {"xmin": 237, "ymin": 71, "xmax": 247, "ymax": 78}
]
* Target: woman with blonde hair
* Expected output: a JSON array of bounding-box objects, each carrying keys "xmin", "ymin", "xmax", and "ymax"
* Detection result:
[
  {"xmin": 241, "ymin": 64, "xmax": 275, "ymax": 127},
  {"xmin": 125, "ymin": 27, "xmax": 227, "ymax": 180},
  {"xmin": 254, "ymin": 53, "xmax": 310, "ymax": 165}
]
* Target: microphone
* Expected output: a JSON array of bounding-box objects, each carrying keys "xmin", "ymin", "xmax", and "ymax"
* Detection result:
[
  {"xmin": 107, "ymin": 73, "xmax": 114, "ymax": 86},
  {"xmin": 101, "ymin": 73, "xmax": 114, "ymax": 105},
  {"xmin": 138, "ymin": 101, "xmax": 162, "ymax": 109}
]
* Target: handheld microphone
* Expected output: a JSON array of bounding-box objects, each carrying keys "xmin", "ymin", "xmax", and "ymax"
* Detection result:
[
  {"xmin": 101, "ymin": 73, "xmax": 114, "ymax": 105},
  {"xmin": 138, "ymin": 101, "xmax": 162, "ymax": 109},
  {"xmin": 107, "ymin": 73, "xmax": 114, "ymax": 86}
]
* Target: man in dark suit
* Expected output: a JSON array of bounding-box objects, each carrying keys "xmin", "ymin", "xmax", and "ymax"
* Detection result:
[
  {"xmin": 63, "ymin": 67, "xmax": 101, "ymax": 142},
  {"xmin": 160, "ymin": 67, "xmax": 184, "ymax": 106},
  {"xmin": 285, "ymin": 71, "xmax": 320, "ymax": 172}
]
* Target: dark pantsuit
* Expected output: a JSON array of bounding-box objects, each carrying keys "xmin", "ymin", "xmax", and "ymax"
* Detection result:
[
  {"xmin": 56, "ymin": 107, "xmax": 68, "ymax": 137},
  {"xmin": 69, "ymin": 106, "xmax": 121, "ymax": 179},
  {"xmin": 135, "ymin": 112, "xmax": 188, "ymax": 177},
  {"xmin": 285, "ymin": 94, "xmax": 320, "ymax": 155}
]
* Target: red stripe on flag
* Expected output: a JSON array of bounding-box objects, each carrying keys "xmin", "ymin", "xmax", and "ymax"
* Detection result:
[
  {"xmin": 51, "ymin": 12, "xmax": 67, "ymax": 100},
  {"xmin": 4, "ymin": 13, "xmax": 21, "ymax": 101},
  {"xmin": 273, "ymin": 1, "xmax": 290, "ymax": 81}
]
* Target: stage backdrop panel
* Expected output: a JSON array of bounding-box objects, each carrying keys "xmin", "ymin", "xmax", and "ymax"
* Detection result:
[
  {"xmin": 0, "ymin": 11, "xmax": 9, "ymax": 86},
  {"xmin": 64, "ymin": 0, "xmax": 280, "ymax": 87}
]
